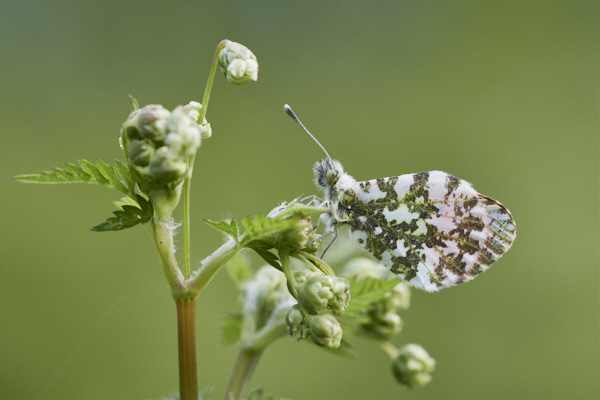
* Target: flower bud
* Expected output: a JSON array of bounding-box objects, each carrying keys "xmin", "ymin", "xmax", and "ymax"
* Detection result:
[
  {"xmin": 218, "ymin": 41, "xmax": 258, "ymax": 84},
  {"xmin": 183, "ymin": 101, "xmax": 212, "ymax": 139},
  {"xmin": 128, "ymin": 139, "xmax": 155, "ymax": 166},
  {"xmin": 368, "ymin": 311, "xmax": 403, "ymax": 338},
  {"xmin": 392, "ymin": 344, "xmax": 435, "ymax": 388},
  {"xmin": 148, "ymin": 147, "xmax": 188, "ymax": 184},
  {"xmin": 286, "ymin": 304, "xmax": 310, "ymax": 341},
  {"xmin": 309, "ymin": 314, "xmax": 342, "ymax": 348},
  {"xmin": 299, "ymin": 275, "xmax": 350, "ymax": 315},
  {"xmin": 164, "ymin": 107, "xmax": 201, "ymax": 157},
  {"xmin": 135, "ymin": 104, "xmax": 171, "ymax": 141},
  {"xmin": 264, "ymin": 201, "xmax": 322, "ymax": 252}
]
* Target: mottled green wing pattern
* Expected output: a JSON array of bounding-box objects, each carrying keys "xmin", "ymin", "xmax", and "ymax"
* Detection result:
[{"xmin": 339, "ymin": 171, "xmax": 516, "ymax": 291}]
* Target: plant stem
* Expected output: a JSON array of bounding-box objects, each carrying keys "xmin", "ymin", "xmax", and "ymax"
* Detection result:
[
  {"xmin": 182, "ymin": 160, "xmax": 194, "ymax": 279},
  {"xmin": 224, "ymin": 348, "xmax": 262, "ymax": 400},
  {"xmin": 152, "ymin": 218, "xmax": 185, "ymax": 296},
  {"xmin": 198, "ymin": 39, "xmax": 229, "ymax": 123},
  {"xmin": 187, "ymin": 237, "xmax": 240, "ymax": 297},
  {"xmin": 180, "ymin": 39, "xmax": 229, "ymax": 279},
  {"xmin": 176, "ymin": 297, "xmax": 199, "ymax": 400}
]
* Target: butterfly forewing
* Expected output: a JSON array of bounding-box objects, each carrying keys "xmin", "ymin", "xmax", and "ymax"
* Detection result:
[{"xmin": 339, "ymin": 170, "xmax": 516, "ymax": 292}]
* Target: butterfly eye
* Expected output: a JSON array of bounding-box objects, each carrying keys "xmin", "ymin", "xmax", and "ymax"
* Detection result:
[{"xmin": 326, "ymin": 169, "xmax": 339, "ymax": 185}]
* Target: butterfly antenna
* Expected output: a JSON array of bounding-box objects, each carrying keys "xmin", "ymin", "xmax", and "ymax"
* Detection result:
[{"xmin": 284, "ymin": 104, "xmax": 332, "ymax": 160}]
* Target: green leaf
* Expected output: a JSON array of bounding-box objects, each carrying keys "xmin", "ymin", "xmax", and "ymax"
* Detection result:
[
  {"xmin": 245, "ymin": 241, "xmax": 281, "ymax": 270},
  {"xmin": 344, "ymin": 276, "xmax": 404, "ymax": 319},
  {"xmin": 91, "ymin": 195, "xmax": 153, "ymax": 232},
  {"xmin": 204, "ymin": 219, "xmax": 239, "ymax": 242},
  {"xmin": 240, "ymin": 214, "xmax": 294, "ymax": 246},
  {"xmin": 12, "ymin": 159, "xmax": 134, "ymax": 195},
  {"xmin": 219, "ymin": 312, "xmax": 242, "ymax": 345},
  {"xmin": 96, "ymin": 159, "xmax": 129, "ymax": 193}
]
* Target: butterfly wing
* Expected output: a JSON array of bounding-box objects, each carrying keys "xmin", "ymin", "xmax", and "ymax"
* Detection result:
[{"xmin": 339, "ymin": 170, "xmax": 516, "ymax": 291}]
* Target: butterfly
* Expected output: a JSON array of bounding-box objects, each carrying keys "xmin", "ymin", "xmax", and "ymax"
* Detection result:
[{"xmin": 285, "ymin": 105, "xmax": 516, "ymax": 292}]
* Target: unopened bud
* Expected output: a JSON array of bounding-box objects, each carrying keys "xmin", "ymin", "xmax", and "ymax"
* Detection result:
[
  {"xmin": 286, "ymin": 304, "xmax": 310, "ymax": 341},
  {"xmin": 148, "ymin": 147, "xmax": 188, "ymax": 184},
  {"xmin": 309, "ymin": 314, "xmax": 342, "ymax": 348},
  {"xmin": 128, "ymin": 139, "xmax": 155, "ymax": 166},
  {"xmin": 183, "ymin": 101, "xmax": 212, "ymax": 139},
  {"xmin": 218, "ymin": 41, "xmax": 258, "ymax": 84},
  {"xmin": 299, "ymin": 275, "xmax": 350, "ymax": 315},
  {"xmin": 392, "ymin": 344, "xmax": 435, "ymax": 388},
  {"xmin": 135, "ymin": 104, "xmax": 170, "ymax": 141}
]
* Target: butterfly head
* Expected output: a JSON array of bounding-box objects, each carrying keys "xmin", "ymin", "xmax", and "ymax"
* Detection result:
[{"xmin": 314, "ymin": 158, "xmax": 348, "ymax": 199}]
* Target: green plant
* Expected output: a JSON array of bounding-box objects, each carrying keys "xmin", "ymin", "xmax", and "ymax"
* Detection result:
[{"xmin": 15, "ymin": 39, "xmax": 514, "ymax": 400}]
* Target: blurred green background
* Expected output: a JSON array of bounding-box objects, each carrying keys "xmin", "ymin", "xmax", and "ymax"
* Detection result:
[{"xmin": 1, "ymin": 1, "xmax": 598, "ymax": 399}]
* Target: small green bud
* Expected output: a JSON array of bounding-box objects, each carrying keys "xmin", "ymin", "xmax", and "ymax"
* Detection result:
[
  {"xmin": 128, "ymin": 139, "xmax": 155, "ymax": 166},
  {"xmin": 328, "ymin": 276, "xmax": 350, "ymax": 314},
  {"xmin": 368, "ymin": 310, "xmax": 403, "ymax": 338},
  {"xmin": 309, "ymin": 314, "xmax": 342, "ymax": 348},
  {"xmin": 299, "ymin": 275, "xmax": 350, "ymax": 315},
  {"xmin": 148, "ymin": 147, "xmax": 188, "ymax": 184},
  {"xmin": 164, "ymin": 107, "xmax": 201, "ymax": 157},
  {"xmin": 135, "ymin": 104, "xmax": 171, "ymax": 141},
  {"xmin": 392, "ymin": 344, "xmax": 435, "ymax": 388},
  {"xmin": 364, "ymin": 282, "xmax": 410, "ymax": 338},
  {"xmin": 218, "ymin": 41, "xmax": 258, "ymax": 84},
  {"xmin": 286, "ymin": 304, "xmax": 310, "ymax": 341},
  {"xmin": 264, "ymin": 201, "xmax": 322, "ymax": 252},
  {"xmin": 121, "ymin": 108, "xmax": 142, "ymax": 141},
  {"xmin": 183, "ymin": 101, "xmax": 212, "ymax": 139}
]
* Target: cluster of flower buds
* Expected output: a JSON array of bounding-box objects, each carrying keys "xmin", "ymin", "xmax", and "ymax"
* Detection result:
[
  {"xmin": 121, "ymin": 101, "xmax": 210, "ymax": 191},
  {"xmin": 296, "ymin": 270, "xmax": 350, "ymax": 315},
  {"xmin": 218, "ymin": 41, "xmax": 258, "ymax": 84},
  {"xmin": 284, "ymin": 269, "xmax": 349, "ymax": 349},
  {"xmin": 285, "ymin": 304, "xmax": 343, "ymax": 348},
  {"xmin": 343, "ymin": 257, "xmax": 411, "ymax": 338}
]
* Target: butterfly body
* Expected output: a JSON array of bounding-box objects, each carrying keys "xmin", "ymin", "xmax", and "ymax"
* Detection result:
[{"xmin": 314, "ymin": 159, "xmax": 516, "ymax": 292}]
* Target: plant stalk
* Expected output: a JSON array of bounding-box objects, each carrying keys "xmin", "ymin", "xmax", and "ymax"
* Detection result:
[
  {"xmin": 224, "ymin": 348, "xmax": 262, "ymax": 400},
  {"xmin": 176, "ymin": 297, "xmax": 199, "ymax": 400},
  {"xmin": 180, "ymin": 39, "xmax": 229, "ymax": 279}
]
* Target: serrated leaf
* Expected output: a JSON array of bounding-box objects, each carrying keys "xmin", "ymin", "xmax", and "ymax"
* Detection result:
[
  {"xmin": 91, "ymin": 196, "xmax": 153, "ymax": 232},
  {"xmin": 96, "ymin": 159, "xmax": 129, "ymax": 193},
  {"xmin": 344, "ymin": 276, "xmax": 404, "ymax": 319},
  {"xmin": 219, "ymin": 312, "xmax": 242, "ymax": 345},
  {"xmin": 79, "ymin": 159, "xmax": 110, "ymax": 185},
  {"xmin": 12, "ymin": 159, "xmax": 133, "ymax": 195},
  {"xmin": 115, "ymin": 160, "xmax": 135, "ymax": 191},
  {"xmin": 204, "ymin": 219, "xmax": 239, "ymax": 242},
  {"xmin": 64, "ymin": 163, "xmax": 91, "ymax": 180},
  {"xmin": 240, "ymin": 214, "xmax": 295, "ymax": 246}
]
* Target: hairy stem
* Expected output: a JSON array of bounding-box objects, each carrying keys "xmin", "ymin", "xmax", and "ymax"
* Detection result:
[
  {"xmin": 176, "ymin": 297, "xmax": 199, "ymax": 400},
  {"xmin": 224, "ymin": 348, "xmax": 262, "ymax": 400},
  {"xmin": 151, "ymin": 218, "xmax": 185, "ymax": 296},
  {"xmin": 187, "ymin": 237, "xmax": 240, "ymax": 297}
]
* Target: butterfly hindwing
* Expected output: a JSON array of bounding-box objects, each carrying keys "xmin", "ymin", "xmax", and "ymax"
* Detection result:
[{"xmin": 335, "ymin": 171, "xmax": 516, "ymax": 292}]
